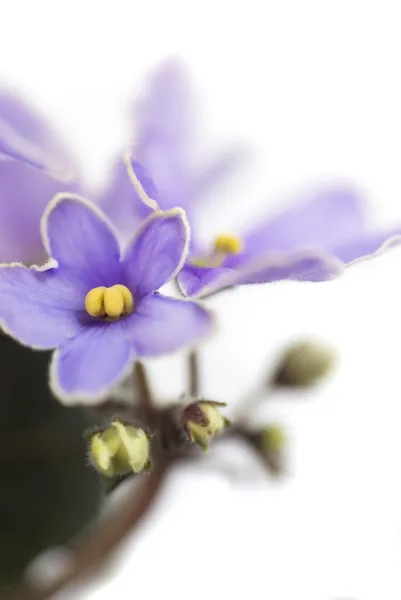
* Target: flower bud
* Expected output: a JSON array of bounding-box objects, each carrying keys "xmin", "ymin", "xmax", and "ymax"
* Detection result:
[
  {"xmin": 260, "ymin": 424, "xmax": 287, "ymax": 454},
  {"xmin": 88, "ymin": 419, "xmax": 151, "ymax": 478},
  {"xmin": 182, "ymin": 401, "xmax": 230, "ymax": 451},
  {"xmin": 253, "ymin": 424, "xmax": 287, "ymax": 475},
  {"xmin": 272, "ymin": 340, "xmax": 336, "ymax": 388}
]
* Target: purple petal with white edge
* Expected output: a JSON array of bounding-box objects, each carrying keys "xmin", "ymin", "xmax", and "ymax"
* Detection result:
[
  {"xmin": 126, "ymin": 294, "xmax": 213, "ymax": 357},
  {"xmin": 42, "ymin": 194, "xmax": 124, "ymax": 291},
  {"xmin": 130, "ymin": 59, "xmax": 194, "ymax": 210},
  {"xmin": 123, "ymin": 209, "xmax": 189, "ymax": 299},
  {"xmin": 0, "ymin": 263, "xmax": 84, "ymax": 348},
  {"xmin": 329, "ymin": 227, "xmax": 401, "ymax": 265},
  {"xmin": 186, "ymin": 249, "xmax": 344, "ymax": 298},
  {"xmin": 50, "ymin": 322, "xmax": 134, "ymax": 403},
  {"xmin": 242, "ymin": 186, "xmax": 366, "ymax": 255}
]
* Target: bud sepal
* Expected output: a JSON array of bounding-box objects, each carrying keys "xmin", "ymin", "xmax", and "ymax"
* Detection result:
[{"xmin": 87, "ymin": 418, "xmax": 152, "ymax": 478}]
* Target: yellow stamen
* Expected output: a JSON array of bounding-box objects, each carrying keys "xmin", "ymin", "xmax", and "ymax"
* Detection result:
[
  {"xmin": 85, "ymin": 286, "xmax": 106, "ymax": 317},
  {"xmin": 189, "ymin": 234, "xmax": 243, "ymax": 268},
  {"xmin": 85, "ymin": 285, "xmax": 134, "ymax": 319},
  {"xmin": 213, "ymin": 234, "xmax": 243, "ymax": 255}
]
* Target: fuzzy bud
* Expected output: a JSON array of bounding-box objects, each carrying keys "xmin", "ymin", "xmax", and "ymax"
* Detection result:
[
  {"xmin": 88, "ymin": 419, "xmax": 151, "ymax": 478},
  {"xmin": 182, "ymin": 401, "xmax": 230, "ymax": 451},
  {"xmin": 272, "ymin": 340, "xmax": 336, "ymax": 388}
]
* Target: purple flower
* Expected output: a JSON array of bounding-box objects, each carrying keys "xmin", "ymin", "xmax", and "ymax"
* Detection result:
[
  {"xmin": 0, "ymin": 90, "xmax": 81, "ymax": 264},
  {"xmin": 0, "ymin": 195, "xmax": 213, "ymax": 402},
  {"xmin": 99, "ymin": 58, "xmax": 248, "ymax": 242},
  {"xmin": 175, "ymin": 186, "xmax": 401, "ymax": 297}
]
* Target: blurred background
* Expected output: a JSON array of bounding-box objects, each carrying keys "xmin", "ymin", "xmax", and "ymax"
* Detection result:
[{"xmin": 2, "ymin": 1, "xmax": 401, "ymax": 599}]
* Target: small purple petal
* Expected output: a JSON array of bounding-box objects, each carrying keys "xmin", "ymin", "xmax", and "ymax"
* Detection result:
[
  {"xmin": 123, "ymin": 209, "xmax": 189, "ymax": 298},
  {"xmin": 242, "ymin": 186, "xmax": 366, "ymax": 255},
  {"xmin": 126, "ymin": 294, "xmax": 213, "ymax": 357},
  {"xmin": 50, "ymin": 322, "xmax": 134, "ymax": 401},
  {"xmin": 329, "ymin": 227, "xmax": 401, "ymax": 264},
  {"xmin": 0, "ymin": 264, "xmax": 83, "ymax": 348},
  {"xmin": 43, "ymin": 194, "xmax": 124, "ymax": 290}
]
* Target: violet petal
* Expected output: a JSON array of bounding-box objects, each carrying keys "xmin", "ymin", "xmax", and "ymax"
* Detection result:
[
  {"xmin": 123, "ymin": 208, "xmax": 189, "ymax": 299},
  {"xmin": 126, "ymin": 293, "xmax": 213, "ymax": 357},
  {"xmin": 0, "ymin": 264, "xmax": 83, "ymax": 348},
  {"xmin": 242, "ymin": 186, "xmax": 366, "ymax": 255},
  {"xmin": 330, "ymin": 227, "xmax": 401, "ymax": 264},
  {"xmin": 42, "ymin": 194, "xmax": 124, "ymax": 290},
  {"xmin": 50, "ymin": 321, "xmax": 134, "ymax": 402}
]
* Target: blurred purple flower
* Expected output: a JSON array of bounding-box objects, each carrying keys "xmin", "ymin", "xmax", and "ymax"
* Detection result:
[
  {"xmin": 116, "ymin": 64, "xmax": 401, "ymax": 298},
  {"xmin": 0, "ymin": 195, "xmax": 213, "ymax": 402},
  {"xmin": 0, "ymin": 90, "xmax": 81, "ymax": 264},
  {"xmin": 99, "ymin": 58, "xmax": 248, "ymax": 242}
]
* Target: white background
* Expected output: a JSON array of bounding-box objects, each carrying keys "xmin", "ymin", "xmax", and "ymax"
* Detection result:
[{"xmin": 2, "ymin": 1, "xmax": 401, "ymax": 599}]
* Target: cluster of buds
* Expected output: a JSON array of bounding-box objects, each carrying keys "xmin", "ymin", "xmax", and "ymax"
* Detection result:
[
  {"xmin": 181, "ymin": 400, "xmax": 231, "ymax": 451},
  {"xmin": 88, "ymin": 419, "xmax": 151, "ymax": 478},
  {"xmin": 86, "ymin": 340, "xmax": 335, "ymax": 485}
]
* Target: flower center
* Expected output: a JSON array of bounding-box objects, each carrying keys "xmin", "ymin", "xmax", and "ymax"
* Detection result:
[
  {"xmin": 85, "ymin": 284, "xmax": 134, "ymax": 319},
  {"xmin": 190, "ymin": 233, "xmax": 243, "ymax": 268}
]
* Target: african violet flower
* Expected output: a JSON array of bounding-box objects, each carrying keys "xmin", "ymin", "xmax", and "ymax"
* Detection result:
[
  {"xmin": 0, "ymin": 194, "xmax": 212, "ymax": 402},
  {"xmin": 0, "ymin": 90, "xmax": 80, "ymax": 264},
  {"xmin": 99, "ymin": 58, "xmax": 248, "ymax": 242}
]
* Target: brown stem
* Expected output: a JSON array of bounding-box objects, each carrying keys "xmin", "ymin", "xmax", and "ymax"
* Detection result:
[
  {"xmin": 134, "ymin": 362, "xmax": 153, "ymax": 409},
  {"xmin": 188, "ymin": 350, "xmax": 199, "ymax": 397},
  {"xmin": 2, "ymin": 461, "xmax": 173, "ymax": 600}
]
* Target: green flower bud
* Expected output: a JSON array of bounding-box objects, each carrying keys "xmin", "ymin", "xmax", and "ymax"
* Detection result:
[
  {"xmin": 89, "ymin": 419, "xmax": 151, "ymax": 478},
  {"xmin": 182, "ymin": 401, "xmax": 230, "ymax": 451},
  {"xmin": 261, "ymin": 424, "xmax": 287, "ymax": 454},
  {"xmin": 273, "ymin": 340, "xmax": 336, "ymax": 388}
]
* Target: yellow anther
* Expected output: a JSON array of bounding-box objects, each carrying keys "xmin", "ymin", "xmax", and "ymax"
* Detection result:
[
  {"xmin": 213, "ymin": 234, "xmax": 243, "ymax": 255},
  {"xmin": 85, "ymin": 284, "xmax": 134, "ymax": 319},
  {"xmin": 85, "ymin": 286, "xmax": 106, "ymax": 317},
  {"xmin": 112, "ymin": 284, "xmax": 134, "ymax": 314}
]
